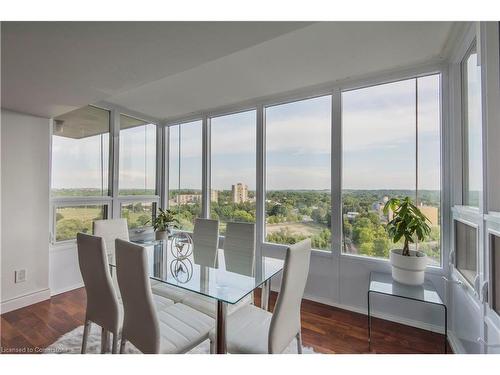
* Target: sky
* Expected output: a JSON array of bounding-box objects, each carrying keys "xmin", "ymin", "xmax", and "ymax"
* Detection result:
[{"xmin": 52, "ymin": 74, "xmax": 443, "ymax": 192}]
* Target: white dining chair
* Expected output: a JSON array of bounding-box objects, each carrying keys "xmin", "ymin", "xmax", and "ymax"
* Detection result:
[
  {"xmin": 93, "ymin": 218, "xmax": 130, "ymax": 263},
  {"xmin": 208, "ymin": 239, "xmax": 312, "ymax": 354},
  {"xmin": 192, "ymin": 218, "xmax": 219, "ymax": 267},
  {"xmin": 181, "ymin": 222, "xmax": 255, "ymax": 318},
  {"xmin": 77, "ymin": 232, "xmax": 175, "ymax": 353},
  {"xmin": 115, "ymin": 239, "xmax": 215, "ymax": 354},
  {"xmin": 224, "ymin": 222, "xmax": 255, "ymax": 276},
  {"xmin": 76, "ymin": 232, "xmax": 121, "ymax": 354}
]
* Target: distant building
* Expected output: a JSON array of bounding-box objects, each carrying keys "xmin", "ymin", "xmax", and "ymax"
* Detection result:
[
  {"xmin": 346, "ymin": 212, "xmax": 360, "ymax": 220},
  {"xmin": 419, "ymin": 204, "xmax": 439, "ymax": 226},
  {"xmin": 211, "ymin": 189, "xmax": 218, "ymax": 203},
  {"xmin": 232, "ymin": 183, "xmax": 248, "ymax": 204},
  {"xmin": 171, "ymin": 191, "xmax": 218, "ymax": 205},
  {"xmin": 175, "ymin": 194, "xmax": 201, "ymax": 205}
]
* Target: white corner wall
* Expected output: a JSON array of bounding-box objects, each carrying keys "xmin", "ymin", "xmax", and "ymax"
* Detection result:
[{"xmin": 0, "ymin": 109, "xmax": 51, "ymax": 313}]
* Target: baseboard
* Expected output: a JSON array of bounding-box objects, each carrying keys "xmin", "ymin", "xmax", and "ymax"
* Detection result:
[
  {"xmin": 0, "ymin": 288, "xmax": 51, "ymax": 314},
  {"xmin": 50, "ymin": 282, "xmax": 84, "ymax": 297},
  {"xmin": 302, "ymin": 292, "xmax": 445, "ymax": 335}
]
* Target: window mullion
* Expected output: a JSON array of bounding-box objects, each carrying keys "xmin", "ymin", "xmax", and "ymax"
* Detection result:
[
  {"xmin": 332, "ymin": 88, "xmax": 342, "ymax": 256},
  {"xmin": 111, "ymin": 108, "xmax": 120, "ymax": 219},
  {"xmin": 202, "ymin": 116, "xmax": 210, "ymax": 218},
  {"xmin": 255, "ymin": 104, "xmax": 265, "ymax": 260}
]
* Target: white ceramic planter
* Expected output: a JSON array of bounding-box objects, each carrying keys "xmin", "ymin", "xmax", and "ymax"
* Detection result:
[
  {"xmin": 389, "ymin": 249, "xmax": 427, "ymax": 286},
  {"xmin": 155, "ymin": 230, "xmax": 169, "ymax": 241}
]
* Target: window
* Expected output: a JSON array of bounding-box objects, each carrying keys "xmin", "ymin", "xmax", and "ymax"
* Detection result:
[
  {"xmin": 462, "ymin": 45, "xmax": 483, "ymax": 207},
  {"xmin": 265, "ymin": 96, "xmax": 332, "ymax": 251},
  {"xmin": 120, "ymin": 201, "xmax": 156, "ymax": 230},
  {"xmin": 119, "ymin": 115, "xmax": 157, "ymax": 195},
  {"xmin": 168, "ymin": 120, "xmax": 203, "ymax": 231},
  {"xmin": 52, "ymin": 106, "xmax": 110, "ymax": 196},
  {"xmin": 55, "ymin": 204, "xmax": 107, "ymax": 242},
  {"xmin": 342, "ymin": 75, "xmax": 441, "ymax": 265},
  {"xmin": 210, "ymin": 110, "xmax": 256, "ymax": 234},
  {"xmin": 51, "ymin": 106, "xmax": 111, "ymax": 243},
  {"xmin": 455, "ymin": 220, "xmax": 477, "ymax": 285}
]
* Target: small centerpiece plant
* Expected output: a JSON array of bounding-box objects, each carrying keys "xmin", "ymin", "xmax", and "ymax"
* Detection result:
[
  {"xmin": 383, "ymin": 197, "xmax": 431, "ymax": 285},
  {"xmin": 151, "ymin": 208, "xmax": 179, "ymax": 241}
]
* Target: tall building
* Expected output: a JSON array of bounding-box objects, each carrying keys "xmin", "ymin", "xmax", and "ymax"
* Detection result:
[{"xmin": 232, "ymin": 182, "xmax": 248, "ymax": 204}]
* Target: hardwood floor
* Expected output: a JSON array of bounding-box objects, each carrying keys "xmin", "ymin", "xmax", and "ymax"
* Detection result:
[{"xmin": 0, "ymin": 288, "xmax": 451, "ymax": 354}]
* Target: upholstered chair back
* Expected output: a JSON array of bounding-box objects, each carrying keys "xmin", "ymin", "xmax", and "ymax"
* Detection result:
[
  {"xmin": 268, "ymin": 239, "xmax": 311, "ymax": 354},
  {"xmin": 224, "ymin": 222, "xmax": 255, "ymax": 276},
  {"xmin": 115, "ymin": 239, "xmax": 160, "ymax": 354},
  {"xmin": 76, "ymin": 233, "xmax": 120, "ymax": 334},
  {"xmin": 192, "ymin": 218, "xmax": 219, "ymax": 267}
]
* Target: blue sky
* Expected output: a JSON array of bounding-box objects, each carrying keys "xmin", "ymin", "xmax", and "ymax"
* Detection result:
[{"xmin": 52, "ymin": 75, "xmax": 442, "ymax": 192}]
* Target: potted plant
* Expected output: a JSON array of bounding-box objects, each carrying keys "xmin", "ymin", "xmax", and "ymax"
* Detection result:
[
  {"xmin": 151, "ymin": 208, "xmax": 179, "ymax": 241},
  {"xmin": 383, "ymin": 197, "xmax": 431, "ymax": 286}
]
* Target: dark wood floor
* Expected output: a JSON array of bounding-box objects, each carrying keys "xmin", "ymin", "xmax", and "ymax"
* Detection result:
[{"xmin": 1, "ymin": 288, "xmax": 451, "ymax": 354}]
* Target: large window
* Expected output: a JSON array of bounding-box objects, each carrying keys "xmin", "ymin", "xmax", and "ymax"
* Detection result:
[
  {"xmin": 342, "ymin": 75, "xmax": 441, "ymax": 265},
  {"xmin": 210, "ymin": 110, "xmax": 256, "ymax": 234},
  {"xmin": 462, "ymin": 45, "xmax": 483, "ymax": 207},
  {"xmin": 119, "ymin": 114, "xmax": 157, "ymax": 195},
  {"xmin": 168, "ymin": 120, "xmax": 203, "ymax": 231},
  {"xmin": 52, "ymin": 106, "xmax": 110, "ymax": 197},
  {"xmin": 51, "ymin": 106, "xmax": 111, "ymax": 243},
  {"xmin": 265, "ymin": 96, "xmax": 332, "ymax": 251}
]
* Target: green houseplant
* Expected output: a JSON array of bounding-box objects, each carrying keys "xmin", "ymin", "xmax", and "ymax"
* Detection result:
[
  {"xmin": 151, "ymin": 208, "xmax": 179, "ymax": 240},
  {"xmin": 383, "ymin": 197, "xmax": 431, "ymax": 285}
]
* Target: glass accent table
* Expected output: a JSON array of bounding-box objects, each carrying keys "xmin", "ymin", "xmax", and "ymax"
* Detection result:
[
  {"xmin": 368, "ymin": 272, "xmax": 448, "ymax": 353},
  {"xmin": 109, "ymin": 237, "xmax": 284, "ymax": 354}
]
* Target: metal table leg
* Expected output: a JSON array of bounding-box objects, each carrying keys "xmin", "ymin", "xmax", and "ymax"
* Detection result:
[
  {"xmin": 262, "ymin": 279, "xmax": 271, "ymax": 311},
  {"xmin": 367, "ymin": 291, "xmax": 371, "ymax": 350},
  {"xmin": 215, "ymin": 300, "xmax": 227, "ymax": 354}
]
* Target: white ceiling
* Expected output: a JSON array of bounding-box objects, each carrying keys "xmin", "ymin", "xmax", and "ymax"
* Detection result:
[
  {"xmin": 1, "ymin": 21, "xmax": 312, "ymax": 118},
  {"xmin": 2, "ymin": 21, "xmax": 457, "ymax": 121}
]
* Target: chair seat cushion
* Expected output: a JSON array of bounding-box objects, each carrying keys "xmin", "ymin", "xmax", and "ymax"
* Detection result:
[
  {"xmin": 158, "ymin": 303, "xmax": 215, "ymax": 354},
  {"xmin": 209, "ymin": 304, "xmax": 272, "ymax": 354},
  {"xmin": 152, "ymin": 294, "xmax": 175, "ymax": 311},
  {"xmin": 151, "ymin": 282, "xmax": 188, "ymax": 303},
  {"xmin": 181, "ymin": 293, "xmax": 252, "ymax": 319}
]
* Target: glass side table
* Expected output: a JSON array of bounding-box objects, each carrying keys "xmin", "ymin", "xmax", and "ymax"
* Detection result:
[{"xmin": 368, "ymin": 272, "xmax": 448, "ymax": 353}]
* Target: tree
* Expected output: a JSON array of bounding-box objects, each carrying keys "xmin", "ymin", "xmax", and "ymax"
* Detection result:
[
  {"xmin": 233, "ymin": 210, "xmax": 254, "ymax": 223},
  {"xmin": 311, "ymin": 207, "xmax": 327, "ymax": 224}
]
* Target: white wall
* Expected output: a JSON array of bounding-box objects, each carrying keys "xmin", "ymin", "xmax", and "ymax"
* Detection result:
[{"xmin": 0, "ymin": 109, "xmax": 51, "ymax": 313}]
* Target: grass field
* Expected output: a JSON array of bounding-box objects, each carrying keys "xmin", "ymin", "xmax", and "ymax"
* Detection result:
[
  {"xmin": 55, "ymin": 205, "xmax": 104, "ymax": 241},
  {"xmin": 266, "ymin": 221, "xmax": 326, "ymax": 236},
  {"xmin": 55, "ymin": 204, "xmax": 153, "ymax": 241}
]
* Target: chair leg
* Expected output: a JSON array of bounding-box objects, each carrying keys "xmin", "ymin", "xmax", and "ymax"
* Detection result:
[
  {"xmin": 112, "ymin": 332, "xmax": 119, "ymax": 354},
  {"xmin": 81, "ymin": 320, "xmax": 91, "ymax": 354},
  {"xmin": 296, "ymin": 331, "xmax": 302, "ymax": 354},
  {"xmin": 101, "ymin": 327, "xmax": 108, "ymax": 354},
  {"xmin": 209, "ymin": 339, "xmax": 215, "ymax": 354},
  {"xmin": 120, "ymin": 339, "xmax": 127, "ymax": 354}
]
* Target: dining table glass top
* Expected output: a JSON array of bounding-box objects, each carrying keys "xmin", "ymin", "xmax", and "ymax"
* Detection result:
[{"xmin": 109, "ymin": 234, "xmax": 284, "ymax": 305}]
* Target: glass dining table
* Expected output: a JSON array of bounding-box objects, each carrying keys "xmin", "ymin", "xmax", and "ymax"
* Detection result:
[{"xmin": 109, "ymin": 234, "xmax": 284, "ymax": 354}]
